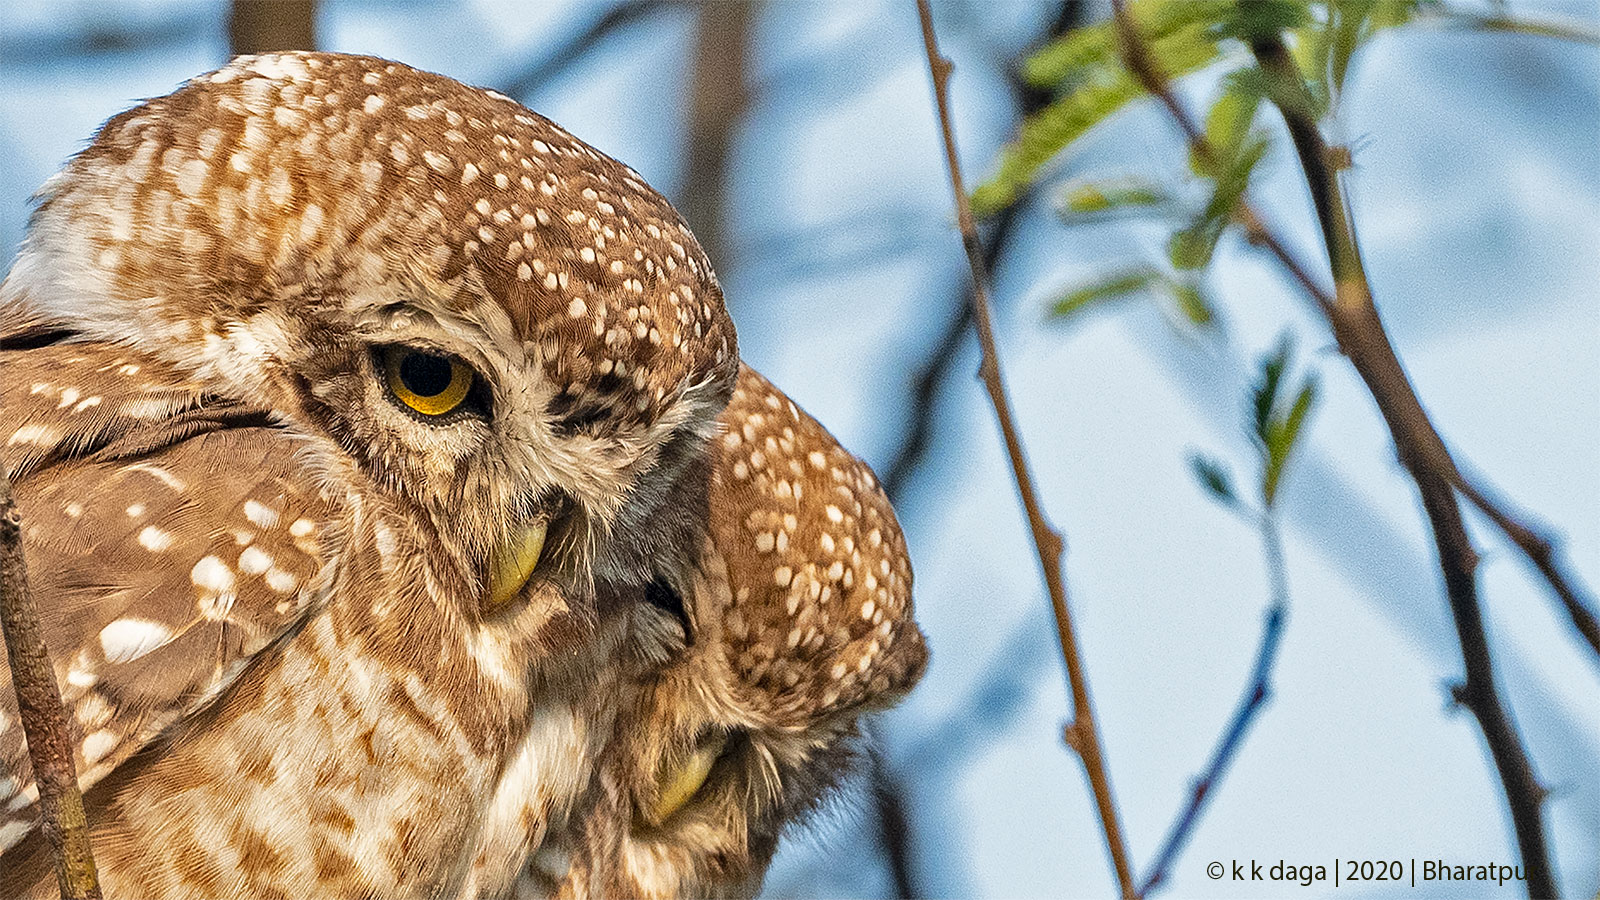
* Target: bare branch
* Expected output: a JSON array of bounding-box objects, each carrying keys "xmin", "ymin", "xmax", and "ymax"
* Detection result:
[
  {"xmin": 497, "ymin": 3, "xmax": 665, "ymax": 102},
  {"xmin": 1140, "ymin": 512, "xmax": 1288, "ymax": 895},
  {"xmin": 915, "ymin": 3, "xmax": 1137, "ymax": 896},
  {"xmin": 1, "ymin": 477, "xmax": 101, "ymax": 900},
  {"xmin": 229, "ymin": 0, "xmax": 317, "ymax": 55},
  {"xmin": 1455, "ymin": 477, "xmax": 1600, "ymax": 662},
  {"xmin": 1246, "ymin": 33, "xmax": 1556, "ymax": 897},
  {"xmin": 679, "ymin": 0, "xmax": 756, "ymax": 272},
  {"xmin": 885, "ymin": 2, "xmax": 1086, "ymax": 500}
]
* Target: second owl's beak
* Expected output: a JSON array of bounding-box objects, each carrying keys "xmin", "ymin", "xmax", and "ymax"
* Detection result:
[{"xmin": 488, "ymin": 520, "xmax": 548, "ymax": 609}]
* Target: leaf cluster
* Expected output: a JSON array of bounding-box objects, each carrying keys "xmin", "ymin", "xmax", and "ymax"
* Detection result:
[
  {"xmin": 983, "ymin": 0, "xmax": 1458, "ymax": 332},
  {"xmin": 1190, "ymin": 335, "xmax": 1319, "ymax": 514}
]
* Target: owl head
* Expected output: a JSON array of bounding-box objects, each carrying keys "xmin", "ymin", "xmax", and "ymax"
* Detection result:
[
  {"xmin": 0, "ymin": 52, "xmax": 737, "ymax": 618},
  {"xmin": 529, "ymin": 366, "xmax": 929, "ymax": 898}
]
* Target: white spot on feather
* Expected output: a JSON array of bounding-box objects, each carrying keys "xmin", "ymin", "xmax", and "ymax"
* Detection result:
[
  {"xmin": 125, "ymin": 463, "xmax": 186, "ymax": 491},
  {"xmin": 138, "ymin": 526, "xmax": 174, "ymax": 552},
  {"xmin": 192, "ymin": 555, "xmax": 236, "ymax": 593},
  {"xmin": 7, "ymin": 424, "xmax": 60, "ymax": 447},
  {"xmin": 99, "ymin": 618, "xmax": 173, "ymax": 663},
  {"xmin": 0, "ymin": 820, "xmax": 29, "ymax": 851},
  {"xmin": 265, "ymin": 568, "xmax": 298, "ymax": 593},
  {"xmin": 238, "ymin": 546, "xmax": 273, "ymax": 575},
  {"xmin": 82, "ymin": 730, "xmax": 118, "ymax": 764},
  {"xmin": 243, "ymin": 499, "xmax": 279, "ymax": 528}
]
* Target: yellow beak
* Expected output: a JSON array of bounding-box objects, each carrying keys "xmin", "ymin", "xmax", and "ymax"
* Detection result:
[
  {"xmin": 488, "ymin": 520, "xmax": 548, "ymax": 609},
  {"xmin": 645, "ymin": 731, "xmax": 728, "ymax": 826}
]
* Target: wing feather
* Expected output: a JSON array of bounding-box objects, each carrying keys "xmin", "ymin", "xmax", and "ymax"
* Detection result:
[{"xmin": 0, "ymin": 342, "xmax": 341, "ymax": 851}]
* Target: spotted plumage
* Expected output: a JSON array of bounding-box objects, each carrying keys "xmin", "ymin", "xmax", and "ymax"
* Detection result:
[
  {"xmin": 525, "ymin": 367, "xmax": 927, "ymax": 899},
  {"xmin": 0, "ymin": 51, "xmax": 922, "ymax": 899}
]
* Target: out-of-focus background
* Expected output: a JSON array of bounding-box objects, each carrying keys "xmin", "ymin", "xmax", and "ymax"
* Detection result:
[{"xmin": 1, "ymin": 1, "xmax": 1596, "ymax": 897}]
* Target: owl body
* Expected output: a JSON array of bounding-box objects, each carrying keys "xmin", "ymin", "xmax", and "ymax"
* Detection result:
[
  {"xmin": 535, "ymin": 368, "xmax": 926, "ymax": 899},
  {"xmin": 1, "ymin": 51, "xmax": 925, "ymax": 900},
  {"xmin": 0, "ymin": 340, "xmax": 636, "ymax": 898},
  {"xmin": 1, "ymin": 51, "xmax": 738, "ymax": 897}
]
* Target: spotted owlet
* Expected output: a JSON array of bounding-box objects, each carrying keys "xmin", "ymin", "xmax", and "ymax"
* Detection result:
[
  {"xmin": 0, "ymin": 52, "xmax": 924, "ymax": 899},
  {"xmin": 521, "ymin": 366, "xmax": 927, "ymax": 900}
]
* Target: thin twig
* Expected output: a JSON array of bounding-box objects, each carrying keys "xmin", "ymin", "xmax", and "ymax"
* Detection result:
[
  {"xmin": 1140, "ymin": 512, "xmax": 1288, "ymax": 895},
  {"xmin": 915, "ymin": 3, "xmax": 1137, "ymax": 896},
  {"xmin": 1111, "ymin": 6, "xmax": 1563, "ymax": 895},
  {"xmin": 1247, "ymin": 34, "xmax": 1556, "ymax": 897},
  {"xmin": 885, "ymin": 1, "xmax": 1085, "ymax": 499},
  {"xmin": 1454, "ymin": 477, "xmax": 1600, "ymax": 662},
  {"xmin": 1113, "ymin": 0, "xmax": 1599, "ymax": 667},
  {"xmin": 1421, "ymin": 11, "xmax": 1600, "ymax": 45},
  {"xmin": 228, "ymin": 0, "xmax": 317, "ymax": 54},
  {"xmin": 1, "ymin": 477, "xmax": 101, "ymax": 900},
  {"xmin": 497, "ymin": 3, "xmax": 664, "ymax": 102}
]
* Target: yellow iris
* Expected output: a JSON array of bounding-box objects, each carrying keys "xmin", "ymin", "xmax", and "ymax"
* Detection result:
[
  {"xmin": 383, "ymin": 346, "xmax": 474, "ymax": 417},
  {"xmin": 644, "ymin": 732, "xmax": 728, "ymax": 826}
]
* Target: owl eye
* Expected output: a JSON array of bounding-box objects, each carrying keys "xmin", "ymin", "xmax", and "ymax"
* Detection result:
[
  {"xmin": 380, "ymin": 346, "xmax": 479, "ymax": 418},
  {"xmin": 643, "ymin": 731, "xmax": 729, "ymax": 826}
]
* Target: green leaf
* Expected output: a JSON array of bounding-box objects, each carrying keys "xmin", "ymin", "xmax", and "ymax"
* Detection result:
[
  {"xmin": 1022, "ymin": 0, "xmax": 1231, "ymax": 90},
  {"xmin": 1204, "ymin": 69, "xmax": 1265, "ymax": 160},
  {"xmin": 1208, "ymin": 132, "xmax": 1268, "ymax": 218},
  {"xmin": 1172, "ymin": 125, "xmax": 1268, "ymax": 270},
  {"xmin": 975, "ymin": 3, "xmax": 1226, "ymax": 218},
  {"xmin": 1167, "ymin": 220, "xmax": 1224, "ymax": 270},
  {"xmin": 1057, "ymin": 178, "xmax": 1176, "ymax": 226},
  {"xmin": 1251, "ymin": 335, "xmax": 1291, "ymax": 442},
  {"xmin": 1290, "ymin": 17, "xmax": 1333, "ymax": 118},
  {"xmin": 1022, "ymin": 25, "xmax": 1114, "ymax": 90},
  {"xmin": 1062, "ymin": 179, "xmax": 1171, "ymax": 214},
  {"xmin": 972, "ymin": 73, "xmax": 1144, "ymax": 217},
  {"xmin": 1167, "ymin": 281, "xmax": 1217, "ymax": 328},
  {"xmin": 1214, "ymin": 0, "xmax": 1310, "ymax": 43},
  {"xmin": 1189, "ymin": 453, "xmax": 1239, "ymax": 507},
  {"xmin": 1049, "ymin": 268, "xmax": 1163, "ymax": 319},
  {"xmin": 1318, "ymin": 0, "xmax": 1446, "ymax": 103},
  {"xmin": 1263, "ymin": 376, "xmax": 1319, "ymax": 506}
]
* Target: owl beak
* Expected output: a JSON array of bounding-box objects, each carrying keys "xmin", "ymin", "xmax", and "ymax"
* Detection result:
[
  {"xmin": 487, "ymin": 520, "xmax": 548, "ymax": 609},
  {"xmin": 641, "ymin": 731, "xmax": 728, "ymax": 826}
]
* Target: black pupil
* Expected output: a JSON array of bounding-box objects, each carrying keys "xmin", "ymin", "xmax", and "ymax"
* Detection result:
[{"xmin": 399, "ymin": 353, "xmax": 455, "ymax": 398}]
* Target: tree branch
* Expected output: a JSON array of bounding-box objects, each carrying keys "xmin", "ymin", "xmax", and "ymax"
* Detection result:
[
  {"xmin": 1111, "ymin": 0, "xmax": 1598, "ymax": 667},
  {"xmin": 497, "ymin": 3, "xmax": 664, "ymax": 102},
  {"xmin": 228, "ymin": 0, "xmax": 316, "ymax": 54},
  {"xmin": 1246, "ymin": 33, "xmax": 1556, "ymax": 897},
  {"xmin": 886, "ymin": 0, "xmax": 1084, "ymax": 508},
  {"xmin": 1139, "ymin": 513, "xmax": 1288, "ymax": 896},
  {"xmin": 1110, "ymin": 6, "xmax": 1564, "ymax": 895},
  {"xmin": 915, "ymin": 3, "xmax": 1137, "ymax": 896},
  {"xmin": 1, "ymin": 477, "xmax": 101, "ymax": 900},
  {"xmin": 1454, "ymin": 477, "xmax": 1600, "ymax": 663}
]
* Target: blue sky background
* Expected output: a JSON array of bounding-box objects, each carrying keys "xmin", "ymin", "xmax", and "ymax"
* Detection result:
[{"xmin": 1, "ymin": 2, "xmax": 1596, "ymax": 897}]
